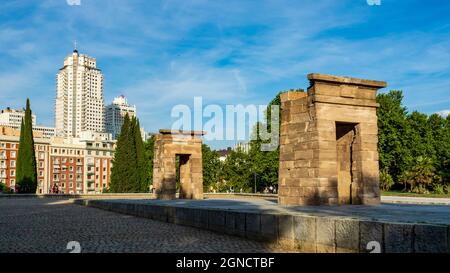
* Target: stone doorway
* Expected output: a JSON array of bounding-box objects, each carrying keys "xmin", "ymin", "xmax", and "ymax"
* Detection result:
[
  {"xmin": 153, "ymin": 130, "xmax": 205, "ymax": 200},
  {"xmin": 177, "ymin": 154, "xmax": 195, "ymax": 199},
  {"xmin": 336, "ymin": 122, "xmax": 358, "ymax": 205}
]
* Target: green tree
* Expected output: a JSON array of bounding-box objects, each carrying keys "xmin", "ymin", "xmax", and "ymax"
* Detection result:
[
  {"xmin": 16, "ymin": 99, "xmax": 38, "ymax": 193},
  {"xmin": 222, "ymin": 147, "xmax": 252, "ymax": 192},
  {"xmin": 110, "ymin": 114, "xmax": 132, "ymax": 192},
  {"xmin": 144, "ymin": 135, "xmax": 156, "ymax": 188},
  {"xmin": 133, "ymin": 118, "xmax": 149, "ymax": 192},
  {"xmin": 202, "ymin": 144, "xmax": 222, "ymax": 192},
  {"xmin": 110, "ymin": 115, "xmax": 150, "ymax": 193},
  {"xmin": 377, "ymin": 91, "xmax": 411, "ymax": 185},
  {"xmin": 399, "ymin": 156, "xmax": 437, "ymax": 193}
]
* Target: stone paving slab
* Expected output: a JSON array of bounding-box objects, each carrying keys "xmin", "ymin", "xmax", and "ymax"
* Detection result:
[
  {"xmin": 0, "ymin": 198, "xmax": 287, "ymax": 253},
  {"xmin": 75, "ymin": 197, "xmax": 450, "ymax": 253}
]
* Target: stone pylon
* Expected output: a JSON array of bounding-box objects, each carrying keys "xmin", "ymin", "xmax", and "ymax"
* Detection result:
[
  {"xmin": 153, "ymin": 129, "xmax": 205, "ymax": 200},
  {"xmin": 278, "ymin": 73, "xmax": 387, "ymax": 206}
]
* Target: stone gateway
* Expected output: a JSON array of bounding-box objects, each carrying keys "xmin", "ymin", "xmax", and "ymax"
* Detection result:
[
  {"xmin": 278, "ymin": 73, "xmax": 387, "ymax": 206},
  {"xmin": 153, "ymin": 129, "xmax": 205, "ymax": 200}
]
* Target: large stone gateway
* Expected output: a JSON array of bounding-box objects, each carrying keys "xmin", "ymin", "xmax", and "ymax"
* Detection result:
[
  {"xmin": 153, "ymin": 129, "xmax": 205, "ymax": 200},
  {"xmin": 279, "ymin": 73, "xmax": 387, "ymax": 206}
]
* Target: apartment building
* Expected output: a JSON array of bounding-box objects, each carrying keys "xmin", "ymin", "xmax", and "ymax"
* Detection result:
[
  {"xmin": 105, "ymin": 95, "xmax": 137, "ymax": 140},
  {"xmin": 0, "ymin": 108, "xmax": 55, "ymax": 138},
  {"xmin": 0, "ymin": 126, "xmax": 115, "ymax": 194}
]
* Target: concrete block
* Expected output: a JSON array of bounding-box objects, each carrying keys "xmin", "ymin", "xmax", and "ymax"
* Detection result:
[
  {"xmin": 165, "ymin": 206, "xmax": 176, "ymax": 223},
  {"xmin": 260, "ymin": 214, "xmax": 278, "ymax": 241},
  {"xmin": 142, "ymin": 205, "xmax": 154, "ymax": 219},
  {"xmin": 235, "ymin": 212, "xmax": 246, "ymax": 235},
  {"xmin": 359, "ymin": 221, "xmax": 383, "ymax": 253},
  {"xmin": 277, "ymin": 214, "xmax": 294, "ymax": 248},
  {"xmin": 194, "ymin": 209, "xmax": 209, "ymax": 229},
  {"xmin": 208, "ymin": 210, "xmax": 226, "ymax": 232},
  {"xmin": 414, "ymin": 224, "xmax": 448, "ymax": 253},
  {"xmin": 316, "ymin": 217, "xmax": 336, "ymax": 253},
  {"xmin": 154, "ymin": 206, "xmax": 167, "ymax": 222},
  {"xmin": 174, "ymin": 207, "xmax": 185, "ymax": 225},
  {"xmin": 294, "ymin": 216, "xmax": 316, "ymax": 253},
  {"xmin": 384, "ymin": 223, "xmax": 413, "ymax": 253},
  {"xmin": 134, "ymin": 204, "xmax": 145, "ymax": 218},
  {"xmin": 177, "ymin": 208, "xmax": 194, "ymax": 226},
  {"xmin": 335, "ymin": 219, "xmax": 359, "ymax": 253},
  {"xmin": 245, "ymin": 213, "xmax": 261, "ymax": 239},
  {"xmin": 224, "ymin": 211, "xmax": 236, "ymax": 235},
  {"xmin": 448, "ymin": 227, "xmax": 450, "ymax": 253}
]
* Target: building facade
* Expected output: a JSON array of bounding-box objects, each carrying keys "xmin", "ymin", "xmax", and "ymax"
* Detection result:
[
  {"xmin": 55, "ymin": 50, "xmax": 105, "ymax": 138},
  {"xmin": 105, "ymin": 95, "xmax": 136, "ymax": 139},
  {"xmin": 0, "ymin": 126, "xmax": 115, "ymax": 194},
  {"xmin": 0, "ymin": 108, "xmax": 37, "ymax": 127}
]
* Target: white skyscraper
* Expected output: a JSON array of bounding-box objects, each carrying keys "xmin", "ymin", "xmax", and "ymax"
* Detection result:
[
  {"xmin": 55, "ymin": 50, "xmax": 105, "ymax": 137},
  {"xmin": 105, "ymin": 95, "xmax": 136, "ymax": 139}
]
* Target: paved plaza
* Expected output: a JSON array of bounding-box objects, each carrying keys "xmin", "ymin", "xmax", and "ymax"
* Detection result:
[{"xmin": 0, "ymin": 198, "xmax": 287, "ymax": 253}]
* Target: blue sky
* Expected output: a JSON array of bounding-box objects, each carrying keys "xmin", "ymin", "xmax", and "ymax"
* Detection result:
[{"xmin": 1, "ymin": 0, "xmax": 450, "ymax": 148}]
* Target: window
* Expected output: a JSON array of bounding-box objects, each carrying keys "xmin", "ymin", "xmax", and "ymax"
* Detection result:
[
  {"xmin": 10, "ymin": 170, "xmax": 15, "ymax": 176},
  {"xmin": 11, "ymin": 151, "xmax": 16, "ymax": 158},
  {"xmin": 10, "ymin": 160, "xmax": 15, "ymax": 167}
]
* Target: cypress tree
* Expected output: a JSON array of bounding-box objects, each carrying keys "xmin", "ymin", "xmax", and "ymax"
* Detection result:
[
  {"xmin": 16, "ymin": 99, "xmax": 38, "ymax": 193},
  {"xmin": 110, "ymin": 115, "xmax": 151, "ymax": 193},
  {"xmin": 110, "ymin": 114, "xmax": 131, "ymax": 193},
  {"xmin": 134, "ymin": 119, "xmax": 149, "ymax": 192}
]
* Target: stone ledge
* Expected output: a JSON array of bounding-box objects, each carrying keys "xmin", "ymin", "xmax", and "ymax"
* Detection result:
[
  {"xmin": 73, "ymin": 199, "xmax": 449, "ymax": 253},
  {"xmin": 308, "ymin": 73, "xmax": 387, "ymax": 88}
]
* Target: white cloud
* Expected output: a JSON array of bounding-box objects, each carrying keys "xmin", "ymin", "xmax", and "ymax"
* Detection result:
[
  {"xmin": 437, "ymin": 110, "xmax": 450, "ymax": 117},
  {"xmin": 1, "ymin": 0, "xmax": 450, "ymax": 145}
]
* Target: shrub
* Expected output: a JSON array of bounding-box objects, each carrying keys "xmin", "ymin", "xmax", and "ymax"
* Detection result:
[{"xmin": 380, "ymin": 169, "xmax": 394, "ymax": 191}]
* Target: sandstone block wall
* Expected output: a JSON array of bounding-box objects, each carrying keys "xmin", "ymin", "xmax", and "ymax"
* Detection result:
[
  {"xmin": 279, "ymin": 73, "xmax": 387, "ymax": 206},
  {"xmin": 153, "ymin": 130, "xmax": 204, "ymax": 200}
]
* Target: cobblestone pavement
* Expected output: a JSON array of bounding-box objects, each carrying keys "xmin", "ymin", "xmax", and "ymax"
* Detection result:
[{"xmin": 0, "ymin": 198, "xmax": 286, "ymax": 253}]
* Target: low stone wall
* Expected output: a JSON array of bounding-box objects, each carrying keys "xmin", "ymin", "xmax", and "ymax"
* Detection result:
[
  {"xmin": 0, "ymin": 193, "xmax": 154, "ymax": 199},
  {"xmin": 74, "ymin": 199, "xmax": 449, "ymax": 253}
]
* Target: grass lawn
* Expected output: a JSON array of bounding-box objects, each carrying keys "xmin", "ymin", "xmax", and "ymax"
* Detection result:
[{"xmin": 382, "ymin": 191, "xmax": 450, "ymax": 198}]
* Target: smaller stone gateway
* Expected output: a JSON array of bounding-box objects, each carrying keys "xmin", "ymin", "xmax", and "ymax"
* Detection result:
[
  {"xmin": 278, "ymin": 73, "xmax": 387, "ymax": 206},
  {"xmin": 153, "ymin": 129, "xmax": 205, "ymax": 200}
]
